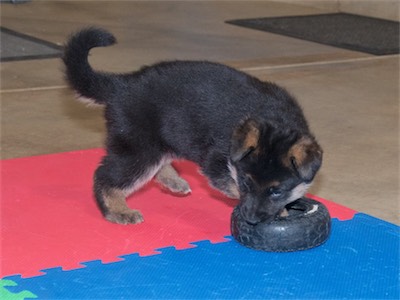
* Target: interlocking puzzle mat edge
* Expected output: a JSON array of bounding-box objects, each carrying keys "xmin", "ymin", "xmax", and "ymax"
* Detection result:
[{"xmin": 3, "ymin": 214, "xmax": 399, "ymax": 299}]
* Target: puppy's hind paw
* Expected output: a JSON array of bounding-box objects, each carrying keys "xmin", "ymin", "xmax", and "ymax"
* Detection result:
[{"xmin": 105, "ymin": 210, "xmax": 144, "ymax": 225}]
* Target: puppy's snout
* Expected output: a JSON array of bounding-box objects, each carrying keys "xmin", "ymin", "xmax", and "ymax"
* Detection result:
[
  {"xmin": 239, "ymin": 205, "xmax": 259, "ymax": 225},
  {"xmin": 239, "ymin": 205, "xmax": 272, "ymax": 225}
]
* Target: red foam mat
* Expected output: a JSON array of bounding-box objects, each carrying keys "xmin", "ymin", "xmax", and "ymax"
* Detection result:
[{"xmin": 1, "ymin": 149, "xmax": 356, "ymax": 278}]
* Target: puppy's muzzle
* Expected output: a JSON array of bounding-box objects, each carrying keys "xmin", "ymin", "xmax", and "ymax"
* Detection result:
[{"xmin": 239, "ymin": 205, "xmax": 272, "ymax": 225}]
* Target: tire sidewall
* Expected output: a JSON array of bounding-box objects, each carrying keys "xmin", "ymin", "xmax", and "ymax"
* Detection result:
[{"xmin": 231, "ymin": 198, "xmax": 331, "ymax": 252}]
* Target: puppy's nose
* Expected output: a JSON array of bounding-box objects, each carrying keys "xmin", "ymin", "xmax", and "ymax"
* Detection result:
[{"xmin": 245, "ymin": 218, "xmax": 259, "ymax": 226}]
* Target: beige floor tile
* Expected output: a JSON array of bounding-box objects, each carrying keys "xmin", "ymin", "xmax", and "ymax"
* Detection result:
[
  {"xmin": 1, "ymin": 88, "xmax": 105, "ymax": 159},
  {"xmin": 1, "ymin": 0, "xmax": 368, "ymax": 90}
]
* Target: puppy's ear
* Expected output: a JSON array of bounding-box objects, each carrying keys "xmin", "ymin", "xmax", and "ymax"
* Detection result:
[
  {"xmin": 285, "ymin": 137, "xmax": 323, "ymax": 182},
  {"xmin": 230, "ymin": 118, "xmax": 261, "ymax": 162}
]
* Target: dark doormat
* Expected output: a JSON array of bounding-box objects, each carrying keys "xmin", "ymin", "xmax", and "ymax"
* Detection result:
[
  {"xmin": 226, "ymin": 13, "xmax": 400, "ymax": 55},
  {"xmin": 0, "ymin": 27, "xmax": 62, "ymax": 62}
]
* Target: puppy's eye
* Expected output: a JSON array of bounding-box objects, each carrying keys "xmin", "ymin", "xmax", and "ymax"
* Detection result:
[{"xmin": 268, "ymin": 187, "xmax": 282, "ymax": 198}]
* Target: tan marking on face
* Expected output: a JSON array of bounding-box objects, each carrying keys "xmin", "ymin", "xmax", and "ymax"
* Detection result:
[
  {"xmin": 287, "ymin": 182, "xmax": 311, "ymax": 202},
  {"xmin": 255, "ymin": 179, "xmax": 281, "ymax": 191},
  {"xmin": 265, "ymin": 180, "xmax": 280, "ymax": 189}
]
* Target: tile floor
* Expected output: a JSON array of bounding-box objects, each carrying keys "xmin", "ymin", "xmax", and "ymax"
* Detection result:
[{"xmin": 1, "ymin": 1, "xmax": 398, "ymax": 224}]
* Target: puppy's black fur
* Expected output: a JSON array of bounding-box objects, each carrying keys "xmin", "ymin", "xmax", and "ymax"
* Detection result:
[{"xmin": 63, "ymin": 28, "xmax": 323, "ymax": 225}]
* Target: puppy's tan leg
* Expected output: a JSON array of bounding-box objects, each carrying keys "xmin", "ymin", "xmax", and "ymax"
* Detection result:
[
  {"xmin": 201, "ymin": 154, "xmax": 240, "ymax": 200},
  {"xmin": 100, "ymin": 187, "xmax": 144, "ymax": 225},
  {"xmin": 94, "ymin": 155, "xmax": 168, "ymax": 225},
  {"xmin": 155, "ymin": 163, "xmax": 191, "ymax": 195},
  {"xmin": 223, "ymin": 183, "xmax": 240, "ymax": 199}
]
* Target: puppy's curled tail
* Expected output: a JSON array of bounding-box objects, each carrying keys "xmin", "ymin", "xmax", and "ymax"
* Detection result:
[{"xmin": 63, "ymin": 27, "xmax": 117, "ymax": 104}]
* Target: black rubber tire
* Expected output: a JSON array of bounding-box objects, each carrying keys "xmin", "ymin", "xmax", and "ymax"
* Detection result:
[{"xmin": 231, "ymin": 198, "xmax": 331, "ymax": 252}]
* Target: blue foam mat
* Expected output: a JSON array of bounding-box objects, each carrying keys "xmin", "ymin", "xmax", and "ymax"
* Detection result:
[{"xmin": 4, "ymin": 214, "xmax": 400, "ymax": 299}]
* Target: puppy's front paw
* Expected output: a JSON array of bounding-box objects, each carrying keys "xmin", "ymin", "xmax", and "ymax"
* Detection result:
[
  {"xmin": 159, "ymin": 177, "xmax": 192, "ymax": 195},
  {"xmin": 105, "ymin": 210, "xmax": 144, "ymax": 225},
  {"xmin": 156, "ymin": 163, "xmax": 191, "ymax": 196}
]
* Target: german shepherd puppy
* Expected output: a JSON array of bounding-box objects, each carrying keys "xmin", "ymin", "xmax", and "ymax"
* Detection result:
[{"xmin": 63, "ymin": 28, "xmax": 322, "ymax": 225}]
